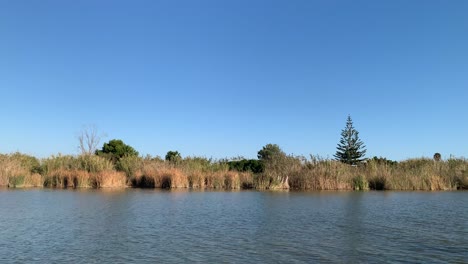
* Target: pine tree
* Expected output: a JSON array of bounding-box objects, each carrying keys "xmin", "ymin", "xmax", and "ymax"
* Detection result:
[{"xmin": 334, "ymin": 115, "xmax": 367, "ymax": 165}]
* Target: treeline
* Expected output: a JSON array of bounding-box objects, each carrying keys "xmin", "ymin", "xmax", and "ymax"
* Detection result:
[
  {"xmin": 1, "ymin": 118, "xmax": 466, "ymax": 191},
  {"xmin": 0, "ymin": 145, "xmax": 467, "ymax": 191}
]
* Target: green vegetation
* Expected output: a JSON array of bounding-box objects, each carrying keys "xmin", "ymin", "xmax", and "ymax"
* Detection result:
[
  {"xmin": 227, "ymin": 159, "xmax": 263, "ymax": 174},
  {"xmin": 257, "ymin": 144, "xmax": 284, "ymax": 161},
  {"xmin": 1, "ymin": 150, "xmax": 466, "ymax": 190},
  {"xmin": 334, "ymin": 115, "xmax": 367, "ymax": 165},
  {"xmin": 96, "ymin": 139, "xmax": 139, "ymax": 162},
  {"xmin": 165, "ymin": 151, "xmax": 182, "ymax": 164},
  {"xmin": 1, "ymin": 118, "xmax": 466, "ymax": 191}
]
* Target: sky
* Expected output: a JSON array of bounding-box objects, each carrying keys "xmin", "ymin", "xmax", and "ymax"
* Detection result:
[{"xmin": 0, "ymin": 0, "xmax": 467, "ymax": 161}]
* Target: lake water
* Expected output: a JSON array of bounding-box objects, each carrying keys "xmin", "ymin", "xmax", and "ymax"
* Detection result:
[{"xmin": 0, "ymin": 189, "xmax": 466, "ymax": 263}]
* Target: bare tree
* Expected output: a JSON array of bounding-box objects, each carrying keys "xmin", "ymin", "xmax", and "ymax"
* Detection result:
[{"xmin": 78, "ymin": 125, "xmax": 105, "ymax": 155}]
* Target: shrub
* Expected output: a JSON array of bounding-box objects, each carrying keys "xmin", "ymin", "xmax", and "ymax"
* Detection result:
[
  {"xmin": 352, "ymin": 175, "xmax": 368, "ymax": 190},
  {"xmin": 228, "ymin": 159, "xmax": 264, "ymax": 174},
  {"xmin": 165, "ymin": 151, "xmax": 182, "ymax": 164},
  {"xmin": 117, "ymin": 155, "xmax": 143, "ymax": 178},
  {"xmin": 96, "ymin": 139, "xmax": 139, "ymax": 163},
  {"xmin": 78, "ymin": 155, "xmax": 114, "ymax": 173}
]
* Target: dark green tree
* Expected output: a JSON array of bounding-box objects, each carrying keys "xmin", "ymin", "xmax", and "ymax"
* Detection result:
[
  {"xmin": 228, "ymin": 159, "xmax": 264, "ymax": 174},
  {"xmin": 96, "ymin": 139, "xmax": 139, "ymax": 163},
  {"xmin": 165, "ymin": 150, "xmax": 182, "ymax": 164},
  {"xmin": 257, "ymin": 144, "xmax": 285, "ymax": 161},
  {"xmin": 334, "ymin": 115, "xmax": 366, "ymax": 165}
]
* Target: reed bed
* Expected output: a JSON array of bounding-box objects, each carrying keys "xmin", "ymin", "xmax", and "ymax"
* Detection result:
[
  {"xmin": 94, "ymin": 170, "xmax": 127, "ymax": 188},
  {"xmin": 1, "ymin": 152, "xmax": 466, "ymax": 190},
  {"xmin": 288, "ymin": 157, "xmax": 467, "ymax": 190},
  {"xmin": 130, "ymin": 159, "xmax": 253, "ymax": 189}
]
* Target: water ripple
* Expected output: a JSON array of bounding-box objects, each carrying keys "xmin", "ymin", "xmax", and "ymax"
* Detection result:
[{"xmin": 0, "ymin": 189, "xmax": 466, "ymax": 263}]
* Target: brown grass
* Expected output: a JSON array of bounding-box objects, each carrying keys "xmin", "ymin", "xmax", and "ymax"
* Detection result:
[
  {"xmin": 187, "ymin": 171, "xmax": 205, "ymax": 189},
  {"xmin": 44, "ymin": 170, "xmax": 87, "ymax": 188},
  {"xmin": 20, "ymin": 173, "xmax": 43, "ymax": 187},
  {"xmin": 131, "ymin": 162, "xmax": 254, "ymax": 190},
  {"xmin": 289, "ymin": 161, "xmax": 354, "ymax": 190},
  {"xmin": 94, "ymin": 170, "xmax": 127, "ymax": 188},
  {"xmin": 0, "ymin": 157, "xmax": 24, "ymax": 186},
  {"xmin": 132, "ymin": 162, "xmax": 189, "ymax": 188},
  {"xmin": 0, "ymin": 154, "xmax": 42, "ymax": 188},
  {"xmin": 287, "ymin": 158, "xmax": 467, "ymax": 191},
  {"xmin": 1, "ymin": 152, "xmax": 467, "ymax": 191}
]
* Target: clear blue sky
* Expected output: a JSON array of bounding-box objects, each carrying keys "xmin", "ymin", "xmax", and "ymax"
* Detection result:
[{"xmin": 1, "ymin": 0, "xmax": 467, "ymax": 160}]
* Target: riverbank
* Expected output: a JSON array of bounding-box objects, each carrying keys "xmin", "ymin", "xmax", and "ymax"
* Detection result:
[{"xmin": 1, "ymin": 153, "xmax": 467, "ymax": 190}]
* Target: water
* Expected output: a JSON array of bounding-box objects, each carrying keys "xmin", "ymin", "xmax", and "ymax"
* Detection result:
[{"xmin": 0, "ymin": 189, "xmax": 466, "ymax": 263}]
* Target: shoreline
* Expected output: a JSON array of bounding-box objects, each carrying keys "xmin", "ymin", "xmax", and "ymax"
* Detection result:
[
  {"xmin": 1, "ymin": 185, "xmax": 466, "ymax": 191},
  {"xmin": 2, "ymin": 153, "xmax": 467, "ymax": 191}
]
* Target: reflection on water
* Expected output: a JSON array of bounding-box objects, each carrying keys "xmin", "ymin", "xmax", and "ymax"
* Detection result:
[{"xmin": 0, "ymin": 189, "xmax": 466, "ymax": 263}]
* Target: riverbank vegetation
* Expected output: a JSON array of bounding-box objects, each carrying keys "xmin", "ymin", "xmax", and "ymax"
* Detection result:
[
  {"xmin": 1, "ymin": 150, "xmax": 466, "ymax": 191},
  {"xmin": 1, "ymin": 117, "xmax": 466, "ymax": 191}
]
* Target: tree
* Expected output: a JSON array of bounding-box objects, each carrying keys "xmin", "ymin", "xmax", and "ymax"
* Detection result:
[
  {"xmin": 96, "ymin": 139, "xmax": 139, "ymax": 162},
  {"xmin": 257, "ymin": 144, "xmax": 292, "ymax": 189},
  {"xmin": 78, "ymin": 125, "xmax": 104, "ymax": 155},
  {"xmin": 227, "ymin": 159, "xmax": 264, "ymax": 174},
  {"xmin": 257, "ymin": 144, "xmax": 285, "ymax": 161},
  {"xmin": 165, "ymin": 150, "xmax": 182, "ymax": 164},
  {"xmin": 334, "ymin": 115, "xmax": 366, "ymax": 165}
]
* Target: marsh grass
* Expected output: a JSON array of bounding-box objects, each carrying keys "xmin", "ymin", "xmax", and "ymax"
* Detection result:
[
  {"xmin": 94, "ymin": 170, "xmax": 127, "ymax": 188},
  {"xmin": 130, "ymin": 159, "xmax": 252, "ymax": 189},
  {"xmin": 1, "ymin": 152, "xmax": 466, "ymax": 190},
  {"xmin": 286, "ymin": 156, "xmax": 467, "ymax": 191},
  {"xmin": 288, "ymin": 158, "xmax": 354, "ymax": 190},
  {"xmin": 0, "ymin": 153, "xmax": 42, "ymax": 187}
]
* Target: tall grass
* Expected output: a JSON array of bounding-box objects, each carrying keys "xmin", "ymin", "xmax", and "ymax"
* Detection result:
[
  {"xmin": 42, "ymin": 154, "xmax": 118, "ymax": 188},
  {"xmin": 1, "ymin": 151, "xmax": 466, "ymax": 190},
  {"xmin": 287, "ymin": 156, "xmax": 467, "ymax": 190},
  {"xmin": 0, "ymin": 153, "xmax": 42, "ymax": 187},
  {"xmin": 129, "ymin": 157, "xmax": 253, "ymax": 189},
  {"xmin": 288, "ymin": 157, "xmax": 354, "ymax": 190}
]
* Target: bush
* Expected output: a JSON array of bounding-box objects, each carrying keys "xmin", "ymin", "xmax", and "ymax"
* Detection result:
[
  {"xmin": 0, "ymin": 153, "xmax": 41, "ymax": 187},
  {"xmin": 96, "ymin": 139, "xmax": 139, "ymax": 163},
  {"xmin": 352, "ymin": 175, "xmax": 368, "ymax": 190},
  {"xmin": 228, "ymin": 159, "xmax": 263, "ymax": 174},
  {"xmin": 259, "ymin": 154, "xmax": 301, "ymax": 189},
  {"xmin": 116, "ymin": 155, "xmax": 143, "ymax": 178},
  {"xmin": 165, "ymin": 151, "xmax": 182, "ymax": 164}
]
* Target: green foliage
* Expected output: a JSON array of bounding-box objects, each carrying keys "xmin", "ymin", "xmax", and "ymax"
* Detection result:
[
  {"xmin": 257, "ymin": 144, "xmax": 285, "ymax": 161},
  {"xmin": 42, "ymin": 154, "xmax": 113, "ymax": 174},
  {"xmin": 352, "ymin": 175, "xmax": 368, "ymax": 190},
  {"xmin": 228, "ymin": 159, "xmax": 264, "ymax": 174},
  {"xmin": 117, "ymin": 155, "xmax": 143, "ymax": 178},
  {"xmin": 8, "ymin": 175, "xmax": 25, "ymax": 188},
  {"xmin": 42, "ymin": 155, "xmax": 77, "ymax": 174},
  {"xmin": 96, "ymin": 139, "xmax": 139, "ymax": 163},
  {"xmin": 334, "ymin": 115, "xmax": 367, "ymax": 165},
  {"xmin": 179, "ymin": 156, "xmax": 229, "ymax": 173},
  {"xmin": 165, "ymin": 151, "xmax": 182, "ymax": 164},
  {"xmin": 259, "ymin": 154, "xmax": 301, "ymax": 189},
  {"xmin": 8, "ymin": 152, "xmax": 43, "ymax": 174},
  {"xmin": 77, "ymin": 155, "xmax": 114, "ymax": 173},
  {"xmin": 255, "ymin": 144, "xmax": 292, "ymax": 189},
  {"xmin": 369, "ymin": 156, "xmax": 398, "ymax": 166}
]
